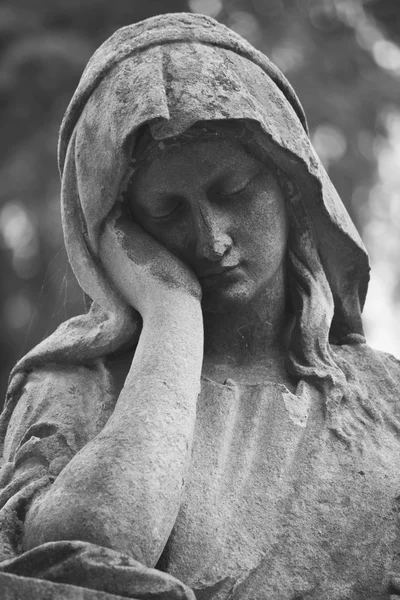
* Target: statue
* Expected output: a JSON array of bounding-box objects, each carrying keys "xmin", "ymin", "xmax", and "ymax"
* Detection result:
[{"xmin": 0, "ymin": 12, "xmax": 400, "ymax": 600}]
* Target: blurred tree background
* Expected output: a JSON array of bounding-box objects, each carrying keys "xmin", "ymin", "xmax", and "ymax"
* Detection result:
[{"xmin": 1, "ymin": 0, "xmax": 400, "ymax": 406}]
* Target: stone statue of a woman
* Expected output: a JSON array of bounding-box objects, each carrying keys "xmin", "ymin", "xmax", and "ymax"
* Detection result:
[{"xmin": 0, "ymin": 12, "xmax": 400, "ymax": 600}]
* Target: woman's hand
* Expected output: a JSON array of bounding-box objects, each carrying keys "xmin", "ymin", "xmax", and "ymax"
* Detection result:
[{"xmin": 98, "ymin": 203, "xmax": 201, "ymax": 318}]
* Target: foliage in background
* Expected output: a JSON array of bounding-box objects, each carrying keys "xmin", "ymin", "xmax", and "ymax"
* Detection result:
[{"xmin": 1, "ymin": 0, "xmax": 400, "ymax": 404}]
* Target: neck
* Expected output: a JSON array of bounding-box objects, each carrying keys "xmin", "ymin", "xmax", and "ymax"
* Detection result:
[{"xmin": 202, "ymin": 267, "xmax": 290, "ymax": 367}]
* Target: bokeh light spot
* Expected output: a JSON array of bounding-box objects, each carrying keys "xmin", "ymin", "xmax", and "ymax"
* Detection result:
[
  {"xmin": 362, "ymin": 108, "xmax": 400, "ymax": 357},
  {"xmin": 311, "ymin": 124, "xmax": 347, "ymax": 168},
  {"xmin": 0, "ymin": 201, "xmax": 39, "ymax": 278},
  {"xmin": 0, "ymin": 202, "xmax": 34, "ymax": 251},
  {"xmin": 227, "ymin": 11, "xmax": 260, "ymax": 42},
  {"xmin": 188, "ymin": 0, "xmax": 222, "ymax": 18},
  {"xmin": 373, "ymin": 40, "xmax": 400, "ymax": 73},
  {"xmin": 271, "ymin": 42, "xmax": 304, "ymax": 74},
  {"xmin": 3, "ymin": 292, "xmax": 33, "ymax": 330}
]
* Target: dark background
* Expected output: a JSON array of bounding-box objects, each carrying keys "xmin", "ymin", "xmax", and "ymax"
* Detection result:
[{"xmin": 1, "ymin": 0, "xmax": 400, "ymax": 406}]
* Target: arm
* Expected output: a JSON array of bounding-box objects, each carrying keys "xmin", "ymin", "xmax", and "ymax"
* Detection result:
[{"xmin": 22, "ymin": 209, "xmax": 203, "ymax": 567}]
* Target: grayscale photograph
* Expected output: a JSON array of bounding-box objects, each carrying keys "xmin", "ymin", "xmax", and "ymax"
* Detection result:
[{"xmin": 0, "ymin": 1, "xmax": 399, "ymax": 599}]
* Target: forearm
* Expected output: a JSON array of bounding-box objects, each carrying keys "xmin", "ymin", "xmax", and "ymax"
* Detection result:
[{"xmin": 23, "ymin": 293, "xmax": 203, "ymax": 566}]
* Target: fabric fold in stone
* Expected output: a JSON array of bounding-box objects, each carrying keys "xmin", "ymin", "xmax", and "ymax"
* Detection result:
[{"xmin": 0, "ymin": 540, "xmax": 196, "ymax": 599}]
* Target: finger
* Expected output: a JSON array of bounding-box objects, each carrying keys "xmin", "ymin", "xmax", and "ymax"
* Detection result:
[
  {"xmin": 98, "ymin": 212, "xmax": 144, "ymax": 306},
  {"xmin": 102, "ymin": 205, "xmax": 162, "ymax": 265}
]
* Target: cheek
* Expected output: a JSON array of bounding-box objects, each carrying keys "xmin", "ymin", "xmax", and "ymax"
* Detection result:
[
  {"xmin": 235, "ymin": 194, "xmax": 288, "ymax": 271},
  {"xmin": 142, "ymin": 220, "xmax": 194, "ymax": 262}
]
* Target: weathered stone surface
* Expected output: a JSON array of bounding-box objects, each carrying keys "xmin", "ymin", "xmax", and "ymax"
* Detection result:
[
  {"xmin": 0, "ymin": 11, "xmax": 399, "ymax": 600},
  {"xmin": 0, "ymin": 572, "xmax": 128, "ymax": 600}
]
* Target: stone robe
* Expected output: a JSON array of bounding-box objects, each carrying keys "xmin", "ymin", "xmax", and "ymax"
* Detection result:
[{"xmin": 1, "ymin": 343, "xmax": 400, "ymax": 599}]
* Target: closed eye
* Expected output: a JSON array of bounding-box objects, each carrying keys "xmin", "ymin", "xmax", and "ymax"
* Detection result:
[
  {"xmin": 144, "ymin": 197, "xmax": 183, "ymax": 220},
  {"xmin": 218, "ymin": 171, "xmax": 260, "ymax": 197}
]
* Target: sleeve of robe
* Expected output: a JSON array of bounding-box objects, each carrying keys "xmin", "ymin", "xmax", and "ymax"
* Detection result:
[
  {"xmin": 0, "ymin": 362, "xmax": 195, "ymax": 600},
  {"xmin": 0, "ymin": 361, "xmax": 115, "ymax": 561}
]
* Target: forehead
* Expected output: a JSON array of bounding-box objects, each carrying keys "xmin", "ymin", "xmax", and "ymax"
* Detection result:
[{"xmin": 131, "ymin": 137, "xmax": 262, "ymax": 192}]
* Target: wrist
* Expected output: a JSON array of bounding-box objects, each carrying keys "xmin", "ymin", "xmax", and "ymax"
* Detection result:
[
  {"xmin": 142, "ymin": 289, "xmax": 202, "ymax": 322},
  {"xmin": 137, "ymin": 292, "xmax": 203, "ymax": 377}
]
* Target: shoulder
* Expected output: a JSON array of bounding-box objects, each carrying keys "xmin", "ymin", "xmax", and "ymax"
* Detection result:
[
  {"xmin": 331, "ymin": 342, "xmax": 400, "ymax": 427},
  {"xmin": 21, "ymin": 360, "xmax": 117, "ymax": 407},
  {"xmin": 332, "ymin": 341, "xmax": 400, "ymax": 383},
  {"xmin": 2, "ymin": 360, "xmax": 118, "ymax": 463}
]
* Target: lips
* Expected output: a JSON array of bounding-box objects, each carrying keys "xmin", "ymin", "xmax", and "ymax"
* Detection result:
[{"xmin": 198, "ymin": 265, "xmax": 238, "ymax": 280}]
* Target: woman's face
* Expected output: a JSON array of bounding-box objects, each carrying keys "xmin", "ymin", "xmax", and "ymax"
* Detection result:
[{"xmin": 128, "ymin": 137, "xmax": 288, "ymax": 313}]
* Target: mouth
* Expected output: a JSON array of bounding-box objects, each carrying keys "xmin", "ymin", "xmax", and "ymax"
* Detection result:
[{"xmin": 198, "ymin": 265, "xmax": 239, "ymax": 281}]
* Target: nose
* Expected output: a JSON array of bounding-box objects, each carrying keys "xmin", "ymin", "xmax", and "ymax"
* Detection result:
[{"xmin": 193, "ymin": 202, "xmax": 232, "ymax": 261}]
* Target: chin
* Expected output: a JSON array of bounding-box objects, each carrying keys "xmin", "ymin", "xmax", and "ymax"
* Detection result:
[{"xmin": 201, "ymin": 282, "xmax": 255, "ymax": 314}]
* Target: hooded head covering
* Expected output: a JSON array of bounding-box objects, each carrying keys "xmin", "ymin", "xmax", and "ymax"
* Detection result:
[{"xmin": 5, "ymin": 12, "xmax": 369, "ymax": 393}]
